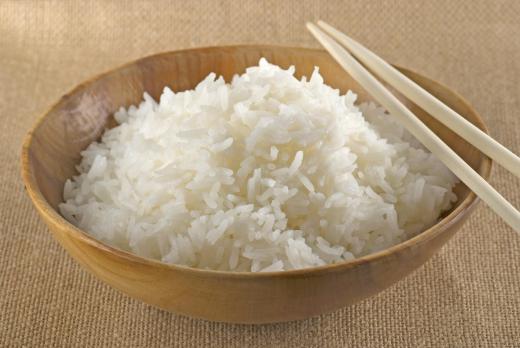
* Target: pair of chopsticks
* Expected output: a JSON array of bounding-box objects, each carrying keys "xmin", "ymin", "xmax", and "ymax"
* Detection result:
[{"xmin": 307, "ymin": 21, "xmax": 520, "ymax": 233}]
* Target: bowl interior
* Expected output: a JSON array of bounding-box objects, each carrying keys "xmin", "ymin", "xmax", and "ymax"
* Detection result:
[{"xmin": 25, "ymin": 45, "xmax": 488, "ymax": 236}]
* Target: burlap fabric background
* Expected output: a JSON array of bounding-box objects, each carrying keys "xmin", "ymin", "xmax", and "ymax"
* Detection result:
[{"xmin": 1, "ymin": 1, "xmax": 519, "ymax": 347}]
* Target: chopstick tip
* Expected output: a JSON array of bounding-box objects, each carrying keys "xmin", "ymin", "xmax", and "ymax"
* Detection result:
[
  {"xmin": 317, "ymin": 20, "xmax": 335, "ymax": 34},
  {"xmin": 306, "ymin": 22, "xmax": 320, "ymax": 36}
]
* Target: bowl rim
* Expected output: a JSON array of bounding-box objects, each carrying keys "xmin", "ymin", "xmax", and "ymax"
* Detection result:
[{"xmin": 21, "ymin": 44, "xmax": 492, "ymax": 279}]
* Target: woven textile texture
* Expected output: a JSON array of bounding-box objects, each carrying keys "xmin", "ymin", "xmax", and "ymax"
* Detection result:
[{"xmin": 1, "ymin": 1, "xmax": 519, "ymax": 347}]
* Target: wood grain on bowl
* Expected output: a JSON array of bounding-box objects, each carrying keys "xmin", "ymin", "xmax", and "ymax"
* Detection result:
[{"xmin": 21, "ymin": 46, "xmax": 491, "ymax": 323}]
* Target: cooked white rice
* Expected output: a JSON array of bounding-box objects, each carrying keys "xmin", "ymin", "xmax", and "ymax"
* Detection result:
[{"xmin": 59, "ymin": 58, "xmax": 458, "ymax": 272}]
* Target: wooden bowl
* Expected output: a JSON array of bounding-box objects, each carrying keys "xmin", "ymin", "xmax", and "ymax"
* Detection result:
[{"xmin": 21, "ymin": 45, "xmax": 491, "ymax": 324}]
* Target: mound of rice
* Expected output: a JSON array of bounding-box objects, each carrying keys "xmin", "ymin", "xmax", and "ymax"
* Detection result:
[{"xmin": 59, "ymin": 58, "xmax": 458, "ymax": 272}]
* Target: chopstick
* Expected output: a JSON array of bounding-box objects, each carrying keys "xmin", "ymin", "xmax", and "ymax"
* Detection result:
[
  {"xmin": 306, "ymin": 22, "xmax": 520, "ymax": 232},
  {"xmin": 316, "ymin": 20, "xmax": 520, "ymax": 178}
]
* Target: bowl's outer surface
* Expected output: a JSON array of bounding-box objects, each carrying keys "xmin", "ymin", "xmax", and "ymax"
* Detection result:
[{"xmin": 22, "ymin": 46, "xmax": 491, "ymax": 323}]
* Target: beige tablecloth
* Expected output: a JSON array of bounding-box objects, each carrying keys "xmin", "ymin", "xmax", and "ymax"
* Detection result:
[{"xmin": 1, "ymin": 1, "xmax": 519, "ymax": 346}]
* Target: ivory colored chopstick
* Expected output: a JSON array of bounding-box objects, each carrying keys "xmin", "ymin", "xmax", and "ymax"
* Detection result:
[
  {"xmin": 317, "ymin": 20, "xmax": 520, "ymax": 178},
  {"xmin": 306, "ymin": 22, "xmax": 520, "ymax": 232}
]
